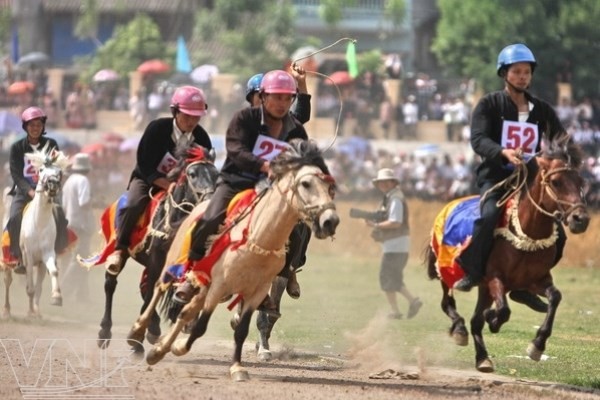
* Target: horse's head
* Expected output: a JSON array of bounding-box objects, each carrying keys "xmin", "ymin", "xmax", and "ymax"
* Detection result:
[
  {"xmin": 271, "ymin": 139, "xmax": 339, "ymax": 239},
  {"xmin": 25, "ymin": 145, "xmax": 69, "ymax": 200},
  {"xmin": 168, "ymin": 145, "xmax": 218, "ymax": 205},
  {"xmin": 534, "ymin": 137, "xmax": 590, "ymax": 234}
]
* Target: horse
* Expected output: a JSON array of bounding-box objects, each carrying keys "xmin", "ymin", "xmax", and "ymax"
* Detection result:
[
  {"xmin": 425, "ymin": 138, "xmax": 590, "ymax": 373},
  {"xmin": 17, "ymin": 145, "xmax": 70, "ymax": 317},
  {"xmin": 80, "ymin": 143, "xmax": 218, "ymax": 351},
  {"xmin": 129, "ymin": 139, "xmax": 339, "ymax": 381}
]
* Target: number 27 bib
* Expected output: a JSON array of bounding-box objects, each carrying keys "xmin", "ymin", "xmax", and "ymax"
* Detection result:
[{"xmin": 252, "ymin": 134, "xmax": 291, "ymax": 161}]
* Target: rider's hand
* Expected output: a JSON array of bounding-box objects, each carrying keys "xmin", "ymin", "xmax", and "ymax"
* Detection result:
[
  {"xmin": 502, "ymin": 148, "xmax": 523, "ymax": 165},
  {"xmin": 291, "ymin": 64, "xmax": 308, "ymax": 94}
]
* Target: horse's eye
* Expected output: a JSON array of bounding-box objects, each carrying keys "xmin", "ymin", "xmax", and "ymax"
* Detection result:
[
  {"xmin": 301, "ymin": 181, "xmax": 310, "ymax": 189},
  {"xmin": 551, "ymin": 178, "xmax": 562, "ymax": 189}
]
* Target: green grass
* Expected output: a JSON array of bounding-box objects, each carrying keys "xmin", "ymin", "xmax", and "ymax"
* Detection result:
[{"xmin": 10, "ymin": 250, "xmax": 599, "ymax": 390}]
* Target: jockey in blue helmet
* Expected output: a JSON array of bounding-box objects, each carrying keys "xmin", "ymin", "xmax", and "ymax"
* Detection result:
[
  {"xmin": 245, "ymin": 73, "xmax": 264, "ymax": 106},
  {"xmin": 496, "ymin": 43, "xmax": 537, "ymax": 93}
]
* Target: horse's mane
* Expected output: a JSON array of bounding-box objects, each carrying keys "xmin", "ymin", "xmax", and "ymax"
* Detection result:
[
  {"xmin": 26, "ymin": 143, "xmax": 70, "ymax": 172},
  {"xmin": 524, "ymin": 134, "xmax": 583, "ymax": 186},
  {"xmin": 270, "ymin": 139, "xmax": 330, "ymax": 179},
  {"xmin": 166, "ymin": 143, "xmax": 210, "ymax": 181}
]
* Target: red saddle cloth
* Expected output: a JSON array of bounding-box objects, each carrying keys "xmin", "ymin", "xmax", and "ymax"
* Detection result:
[
  {"xmin": 78, "ymin": 191, "xmax": 165, "ymax": 268},
  {"xmin": 1, "ymin": 225, "xmax": 78, "ymax": 267}
]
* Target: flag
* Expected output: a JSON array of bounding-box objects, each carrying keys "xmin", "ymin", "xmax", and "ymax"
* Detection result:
[
  {"xmin": 175, "ymin": 35, "xmax": 192, "ymax": 74},
  {"xmin": 10, "ymin": 25, "xmax": 19, "ymax": 64},
  {"xmin": 345, "ymin": 41, "xmax": 359, "ymax": 78}
]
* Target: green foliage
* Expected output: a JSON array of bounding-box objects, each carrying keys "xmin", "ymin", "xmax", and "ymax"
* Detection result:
[
  {"xmin": 192, "ymin": 0, "xmax": 300, "ymax": 80},
  {"xmin": 358, "ymin": 49, "xmax": 384, "ymax": 75},
  {"xmin": 0, "ymin": 8, "xmax": 11, "ymax": 49},
  {"xmin": 432, "ymin": 0, "xmax": 600, "ymax": 100},
  {"xmin": 79, "ymin": 14, "xmax": 168, "ymax": 83},
  {"xmin": 319, "ymin": 0, "xmax": 356, "ymax": 28},
  {"xmin": 384, "ymin": 0, "xmax": 407, "ymax": 29},
  {"xmin": 74, "ymin": 0, "xmax": 99, "ymax": 44}
]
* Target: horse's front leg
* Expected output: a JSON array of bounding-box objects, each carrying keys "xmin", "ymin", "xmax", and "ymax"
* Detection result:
[
  {"xmin": 483, "ymin": 278, "xmax": 510, "ymax": 333},
  {"xmin": 3, "ymin": 269, "xmax": 12, "ymax": 319},
  {"xmin": 231, "ymin": 307, "xmax": 254, "ymax": 382},
  {"xmin": 98, "ymin": 272, "xmax": 118, "ymax": 348},
  {"xmin": 256, "ymin": 276, "xmax": 287, "ymax": 361},
  {"xmin": 127, "ymin": 282, "xmax": 167, "ymax": 353},
  {"xmin": 141, "ymin": 267, "xmax": 162, "ymax": 344},
  {"xmin": 146, "ymin": 286, "xmax": 207, "ymax": 365},
  {"xmin": 471, "ymin": 285, "xmax": 495, "ymax": 373},
  {"xmin": 45, "ymin": 255, "xmax": 62, "ymax": 306},
  {"xmin": 33, "ymin": 264, "xmax": 46, "ymax": 317},
  {"xmin": 527, "ymin": 284, "xmax": 561, "ymax": 361}
]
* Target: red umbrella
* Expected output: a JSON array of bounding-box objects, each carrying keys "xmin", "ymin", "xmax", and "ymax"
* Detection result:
[
  {"xmin": 7, "ymin": 81, "xmax": 35, "ymax": 95},
  {"xmin": 325, "ymin": 71, "xmax": 354, "ymax": 86},
  {"xmin": 80, "ymin": 142, "xmax": 105, "ymax": 155},
  {"xmin": 137, "ymin": 59, "xmax": 171, "ymax": 74}
]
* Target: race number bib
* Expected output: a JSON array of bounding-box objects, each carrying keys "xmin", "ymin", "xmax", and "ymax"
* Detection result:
[
  {"xmin": 252, "ymin": 134, "xmax": 291, "ymax": 161},
  {"xmin": 23, "ymin": 158, "xmax": 38, "ymax": 185},
  {"xmin": 501, "ymin": 120, "xmax": 539, "ymax": 161},
  {"xmin": 157, "ymin": 152, "xmax": 178, "ymax": 175}
]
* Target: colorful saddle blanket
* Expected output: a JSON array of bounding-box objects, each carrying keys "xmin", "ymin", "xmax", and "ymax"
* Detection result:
[
  {"xmin": 431, "ymin": 195, "xmax": 510, "ymax": 288},
  {"xmin": 78, "ymin": 191, "xmax": 165, "ymax": 268},
  {"xmin": 163, "ymin": 189, "xmax": 259, "ymax": 288}
]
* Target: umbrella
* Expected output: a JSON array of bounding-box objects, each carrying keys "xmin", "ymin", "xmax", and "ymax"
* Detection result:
[
  {"xmin": 190, "ymin": 64, "xmax": 219, "ymax": 84},
  {"xmin": 93, "ymin": 69, "xmax": 120, "ymax": 82},
  {"xmin": 0, "ymin": 111, "xmax": 22, "ymax": 137},
  {"xmin": 325, "ymin": 70, "xmax": 354, "ymax": 86},
  {"xmin": 17, "ymin": 51, "xmax": 50, "ymax": 67},
  {"xmin": 80, "ymin": 142, "xmax": 105, "ymax": 155},
  {"xmin": 7, "ymin": 81, "xmax": 35, "ymax": 95},
  {"xmin": 290, "ymin": 45, "xmax": 323, "ymax": 71},
  {"xmin": 137, "ymin": 59, "xmax": 171, "ymax": 74},
  {"xmin": 413, "ymin": 144, "xmax": 440, "ymax": 158},
  {"xmin": 45, "ymin": 131, "xmax": 81, "ymax": 153},
  {"xmin": 119, "ymin": 136, "xmax": 141, "ymax": 152}
]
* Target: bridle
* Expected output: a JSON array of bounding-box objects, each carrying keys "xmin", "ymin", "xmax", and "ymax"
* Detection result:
[
  {"xmin": 278, "ymin": 169, "xmax": 336, "ymax": 225},
  {"xmin": 37, "ymin": 166, "xmax": 62, "ymax": 200}
]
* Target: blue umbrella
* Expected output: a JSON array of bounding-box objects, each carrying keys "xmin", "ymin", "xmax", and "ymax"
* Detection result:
[
  {"xmin": 0, "ymin": 111, "xmax": 22, "ymax": 137},
  {"xmin": 175, "ymin": 36, "xmax": 192, "ymax": 74}
]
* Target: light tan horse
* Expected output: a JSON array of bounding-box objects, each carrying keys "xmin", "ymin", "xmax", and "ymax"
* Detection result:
[{"xmin": 128, "ymin": 140, "xmax": 339, "ymax": 381}]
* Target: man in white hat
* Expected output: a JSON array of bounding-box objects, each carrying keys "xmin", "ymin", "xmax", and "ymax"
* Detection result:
[
  {"xmin": 369, "ymin": 168, "xmax": 422, "ymax": 319},
  {"xmin": 61, "ymin": 153, "xmax": 94, "ymax": 302}
]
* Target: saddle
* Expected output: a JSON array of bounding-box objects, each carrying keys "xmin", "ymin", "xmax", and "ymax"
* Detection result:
[
  {"xmin": 431, "ymin": 195, "xmax": 511, "ymax": 288},
  {"xmin": 78, "ymin": 191, "xmax": 165, "ymax": 268}
]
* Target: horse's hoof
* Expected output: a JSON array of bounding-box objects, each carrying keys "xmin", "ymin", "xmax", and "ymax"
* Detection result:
[
  {"xmin": 146, "ymin": 331, "xmax": 160, "ymax": 345},
  {"xmin": 97, "ymin": 329, "xmax": 112, "ymax": 349},
  {"xmin": 171, "ymin": 339, "xmax": 189, "ymax": 357},
  {"xmin": 50, "ymin": 297, "xmax": 62, "ymax": 307},
  {"xmin": 527, "ymin": 343, "xmax": 543, "ymax": 361},
  {"xmin": 126, "ymin": 330, "xmax": 145, "ymax": 348},
  {"xmin": 257, "ymin": 349, "xmax": 272, "ymax": 362},
  {"xmin": 476, "ymin": 358, "xmax": 494, "ymax": 373},
  {"xmin": 452, "ymin": 332, "xmax": 468, "ymax": 346},
  {"xmin": 146, "ymin": 347, "xmax": 166, "ymax": 365},
  {"xmin": 130, "ymin": 341, "xmax": 144, "ymax": 354},
  {"xmin": 230, "ymin": 365, "xmax": 250, "ymax": 382}
]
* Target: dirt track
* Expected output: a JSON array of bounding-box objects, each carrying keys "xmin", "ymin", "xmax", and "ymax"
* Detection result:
[{"xmin": 1, "ymin": 199, "xmax": 600, "ymax": 399}]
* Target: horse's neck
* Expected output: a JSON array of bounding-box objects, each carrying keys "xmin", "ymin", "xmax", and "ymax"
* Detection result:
[
  {"xmin": 517, "ymin": 183, "xmax": 554, "ymax": 239},
  {"xmin": 247, "ymin": 183, "xmax": 299, "ymax": 251},
  {"xmin": 28, "ymin": 189, "xmax": 55, "ymax": 220}
]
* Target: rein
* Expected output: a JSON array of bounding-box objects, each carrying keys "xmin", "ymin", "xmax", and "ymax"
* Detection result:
[{"xmin": 276, "ymin": 170, "xmax": 336, "ymax": 225}]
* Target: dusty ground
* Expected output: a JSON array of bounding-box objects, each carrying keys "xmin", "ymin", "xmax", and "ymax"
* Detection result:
[{"xmin": 1, "ymin": 199, "xmax": 599, "ymax": 400}]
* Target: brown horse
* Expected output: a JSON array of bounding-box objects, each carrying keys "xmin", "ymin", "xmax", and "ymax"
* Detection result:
[
  {"xmin": 426, "ymin": 138, "xmax": 589, "ymax": 373},
  {"xmin": 129, "ymin": 140, "xmax": 339, "ymax": 381}
]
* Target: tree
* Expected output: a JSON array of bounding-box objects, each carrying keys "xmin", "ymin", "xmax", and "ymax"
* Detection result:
[
  {"xmin": 432, "ymin": 0, "xmax": 600, "ymax": 101},
  {"xmin": 191, "ymin": 0, "xmax": 300, "ymax": 80},
  {"xmin": 76, "ymin": 14, "xmax": 168, "ymax": 82}
]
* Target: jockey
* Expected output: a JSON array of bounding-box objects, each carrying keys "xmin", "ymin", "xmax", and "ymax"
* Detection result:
[
  {"xmin": 244, "ymin": 65, "xmax": 313, "ymax": 300},
  {"xmin": 6, "ymin": 106, "xmax": 70, "ymax": 274},
  {"xmin": 245, "ymin": 65, "xmax": 312, "ymax": 124},
  {"xmin": 174, "ymin": 69, "xmax": 330, "ymax": 305},
  {"xmin": 454, "ymin": 44, "xmax": 568, "ymax": 305},
  {"xmin": 105, "ymin": 86, "xmax": 213, "ymax": 275}
]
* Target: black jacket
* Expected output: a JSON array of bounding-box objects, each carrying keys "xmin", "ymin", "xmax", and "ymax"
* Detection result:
[
  {"xmin": 470, "ymin": 90, "xmax": 564, "ymax": 185},
  {"xmin": 9, "ymin": 136, "xmax": 59, "ymax": 196},
  {"xmin": 131, "ymin": 117, "xmax": 212, "ymax": 185},
  {"xmin": 220, "ymin": 107, "xmax": 308, "ymax": 186}
]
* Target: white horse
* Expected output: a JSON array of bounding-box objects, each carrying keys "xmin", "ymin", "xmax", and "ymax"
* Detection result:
[{"xmin": 20, "ymin": 145, "xmax": 70, "ymax": 316}]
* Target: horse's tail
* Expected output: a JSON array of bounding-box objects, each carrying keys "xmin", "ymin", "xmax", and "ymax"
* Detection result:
[
  {"xmin": 423, "ymin": 242, "xmax": 439, "ymax": 281},
  {"xmin": 158, "ymin": 285, "xmax": 182, "ymax": 324}
]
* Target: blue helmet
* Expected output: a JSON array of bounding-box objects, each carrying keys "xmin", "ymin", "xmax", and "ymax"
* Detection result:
[
  {"xmin": 496, "ymin": 43, "xmax": 537, "ymax": 76},
  {"xmin": 245, "ymin": 73, "xmax": 264, "ymax": 102}
]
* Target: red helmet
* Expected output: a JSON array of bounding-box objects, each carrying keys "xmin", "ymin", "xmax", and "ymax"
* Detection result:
[
  {"xmin": 170, "ymin": 86, "xmax": 208, "ymax": 117},
  {"xmin": 22, "ymin": 106, "xmax": 47, "ymax": 124},
  {"xmin": 260, "ymin": 70, "xmax": 297, "ymax": 95}
]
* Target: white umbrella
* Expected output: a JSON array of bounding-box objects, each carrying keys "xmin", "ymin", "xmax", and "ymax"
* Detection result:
[
  {"xmin": 290, "ymin": 46, "xmax": 323, "ymax": 68},
  {"xmin": 119, "ymin": 136, "xmax": 141, "ymax": 152},
  {"xmin": 93, "ymin": 69, "xmax": 120, "ymax": 82},
  {"xmin": 190, "ymin": 64, "xmax": 219, "ymax": 84},
  {"xmin": 17, "ymin": 51, "xmax": 50, "ymax": 68}
]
